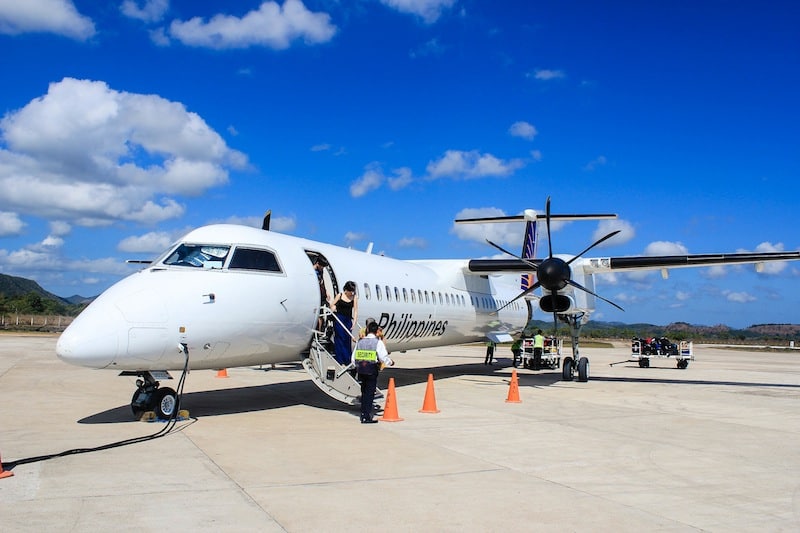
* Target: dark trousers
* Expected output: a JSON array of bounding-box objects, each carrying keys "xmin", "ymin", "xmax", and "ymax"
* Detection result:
[
  {"xmin": 359, "ymin": 372, "xmax": 378, "ymax": 421},
  {"xmin": 533, "ymin": 347, "xmax": 543, "ymax": 369}
]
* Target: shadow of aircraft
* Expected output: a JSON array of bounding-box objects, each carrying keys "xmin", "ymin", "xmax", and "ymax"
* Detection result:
[{"xmin": 78, "ymin": 355, "xmax": 796, "ymax": 424}]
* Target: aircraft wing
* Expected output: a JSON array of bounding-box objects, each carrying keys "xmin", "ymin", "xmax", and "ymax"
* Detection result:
[{"xmin": 466, "ymin": 250, "xmax": 800, "ymax": 274}]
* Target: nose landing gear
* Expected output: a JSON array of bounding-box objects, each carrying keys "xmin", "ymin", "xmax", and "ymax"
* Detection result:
[{"xmin": 126, "ymin": 371, "xmax": 178, "ymax": 420}]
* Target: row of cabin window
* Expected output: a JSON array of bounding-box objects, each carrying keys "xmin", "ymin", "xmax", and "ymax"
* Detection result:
[
  {"xmin": 358, "ymin": 282, "xmax": 521, "ymax": 312},
  {"xmin": 360, "ymin": 283, "xmax": 465, "ymax": 307}
]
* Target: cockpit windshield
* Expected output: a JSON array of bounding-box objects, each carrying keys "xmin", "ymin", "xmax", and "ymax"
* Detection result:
[{"xmin": 163, "ymin": 244, "xmax": 230, "ymax": 269}]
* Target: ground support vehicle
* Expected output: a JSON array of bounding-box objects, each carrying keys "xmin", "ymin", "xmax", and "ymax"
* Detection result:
[
  {"xmin": 522, "ymin": 336, "xmax": 562, "ymax": 370},
  {"xmin": 630, "ymin": 338, "xmax": 694, "ymax": 369}
]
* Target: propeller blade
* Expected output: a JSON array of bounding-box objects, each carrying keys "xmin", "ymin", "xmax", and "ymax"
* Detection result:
[
  {"xmin": 565, "ymin": 279, "xmax": 625, "ymax": 311},
  {"xmin": 545, "ymin": 196, "xmax": 553, "ymax": 258},
  {"xmin": 493, "ymin": 282, "xmax": 541, "ymax": 314},
  {"xmin": 566, "ymin": 230, "xmax": 621, "ymax": 266},
  {"xmin": 486, "ymin": 239, "xmax": 539, "ymax": 270}
]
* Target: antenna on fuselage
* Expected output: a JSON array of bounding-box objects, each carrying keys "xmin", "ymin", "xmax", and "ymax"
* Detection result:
[{"xmin": 262, "ymin": 210, "xmax": 271, "ymax": 231}]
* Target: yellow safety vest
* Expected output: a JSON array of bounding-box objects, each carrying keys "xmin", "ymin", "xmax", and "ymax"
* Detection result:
[{"xmin": 533, "ymin": 334, "xmax": 544, "ymax": 349}]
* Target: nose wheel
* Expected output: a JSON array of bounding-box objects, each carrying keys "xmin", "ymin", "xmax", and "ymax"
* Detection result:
[{"xmin": 128, "ymin": 371, "xmax": 178, "ymax": 420}]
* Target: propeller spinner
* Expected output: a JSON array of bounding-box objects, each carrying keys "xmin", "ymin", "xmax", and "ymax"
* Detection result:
[{"xmin": 489, "ymin": 197, "xmax": 623, "ymax": 333}]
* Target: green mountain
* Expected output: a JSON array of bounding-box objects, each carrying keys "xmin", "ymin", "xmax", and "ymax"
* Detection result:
[{"xmin": 0, "ymin": 273, "xmax": 86, "ymax": 315}]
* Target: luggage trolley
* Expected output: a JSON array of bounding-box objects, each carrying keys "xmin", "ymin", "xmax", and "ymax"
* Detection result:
[
  {"xmin": 630, "ymin": 337, "xmax": 694, "ymax": 369},
  {"xmin": 522, "ymin": 336, "xmax": 562, "ymax": 369}
]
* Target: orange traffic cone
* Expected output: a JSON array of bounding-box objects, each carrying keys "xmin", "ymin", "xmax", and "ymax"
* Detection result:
[
  {"xmin": 419, "ymin": 373, "xmax": 440, "ymax": 413},
  {"xmin": 379, "ymin": 378, "xmax": 404, "ymax": 422},
  {"xmin": 505, "ymin": 369, "xmax": 521, "ymax": 403},
  {"xmin": 0, "ymin": 452, "xmax": 14, "ymax": 479},
  {"xmin": 216, "ymin": 368, "xmax": 228, "ymax": 378}
]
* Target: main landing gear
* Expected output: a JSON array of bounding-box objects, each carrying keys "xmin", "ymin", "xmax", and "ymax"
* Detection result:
[
  {"xmin": 559, "ymin": 313, "xmax": 591, "ymax": 383},
  {"xmin": 127, "ymin": 371, "xmax": 178, "ymax": 420}
]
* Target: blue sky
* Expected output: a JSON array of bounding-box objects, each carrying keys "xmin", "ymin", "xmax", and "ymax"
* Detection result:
[{"xmin": 0, "ymin": 0, "xmax": 798, "ymax": 328}]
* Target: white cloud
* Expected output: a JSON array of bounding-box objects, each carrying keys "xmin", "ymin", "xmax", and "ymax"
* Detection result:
[
  {"xmin": 508, "ymin": 121, "xmax": 537, "ymax": 140},
  {"xmin": 387, "ymin": 167, "xmax": 413, "ymax": 190},
  {"xmin": 583, "ymin": 155, "xmax": 607, "ymax": 171},
  {"xmin": 0, "ymin": 211, "xmax": 25, "ymax": 236},
  {"xmin": 398, "ymin": 237, "xmax": 427, "ymax": 248},
  {"xmin": 118, "ymin": 231, "xmax": 175, "ymax": 253},
  {"xmin": 0, "ymin": 0, "xmax": 95, "ymax": 40},
  {"xmin": 49, "ymin": 220, "xmax": 71, "ymax": 236},
  {"xmin": 311, "ymin": 143, "xmax": 331, "ymax": 152},
  {"xmin": 451, "ymin": 207, "xmax": 524, "ymax": 247},
  {"xmin": 591, "ymin": 218, "xmax": 635, "ymax": 247},
  {"xmin": 350, "ymin": 163, "xmax": 413, "ymax": 197},
  {"xmin": 168, "ymin": 0, "xmax": 337, "ymax": 50},
  {"xmin": 644, "ymin": 241, "xmax": 688, "ymax": 256},
  {"xmin": 344, "ymin": 231, "xmax": 365, "ymax": 245},
  {"xmin": 380, "ymin": 0, "xmax": 456, "ymax": 24},
  {"xmin": 754, "ymin": 241, "xmax": 788, "ymax": 275},
  {"xmin": 217, "ymin": 214, "xmax": 297, "ymax": 233},
  {"xmin": 350, "ymin": 164, "xmax": 384, "ymax": 198},
  {"xmin": 724, "ymin": 290, "xmax": 756, "ymax": 304},
  {"xmin": 120, "ymin": 0, "xmax": 168, "ymax": 23},
  {"xmin": 0, "ymin": 78, "xmax": 246, "ymax": 227},
  {"xmin": 426, "ymin": 150, "xmax": 523, "ymax": 180},
  {"xmin": 532, "ymin": 69, "xmax": 565, "ymax": 81}
]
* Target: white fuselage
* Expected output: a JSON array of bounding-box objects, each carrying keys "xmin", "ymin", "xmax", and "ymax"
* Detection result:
[{"xmin": 56, "ymin": 225, "xmax": 531, "ymax": 371}]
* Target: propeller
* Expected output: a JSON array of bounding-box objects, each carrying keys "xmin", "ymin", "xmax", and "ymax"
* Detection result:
[{"xmin": 491, "ymin": 197, "xmax": 624, "ymax": 334}]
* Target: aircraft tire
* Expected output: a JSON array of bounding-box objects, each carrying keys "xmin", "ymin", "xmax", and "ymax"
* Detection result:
[
  {"xmin": 153, "ymin": 387, "xmax": 178, "ymax": 419},
  {"xmin": 577, "ymin": 357, "xmax": 589, "ymax": 382},
  {"xmin": 677, "ymin": 360, "xmax": 689, "ymax": 369},
  {"xmin": 562, "ymin": 357, "xmax": 574, "ymax": 381},
  {"xmin": 131, "ymin": 389, "xmax": 147, "ymax": 419}
]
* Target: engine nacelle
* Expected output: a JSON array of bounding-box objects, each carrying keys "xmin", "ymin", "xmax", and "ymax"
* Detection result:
[{"xmin": 539, "ymin": 294, "xmax": 575, "ymax": 314}]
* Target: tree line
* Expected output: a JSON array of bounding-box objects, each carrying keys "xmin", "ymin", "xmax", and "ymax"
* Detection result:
[{"xmin": 0, "ymin": 292, "xmax": 85, "ymax": 317}]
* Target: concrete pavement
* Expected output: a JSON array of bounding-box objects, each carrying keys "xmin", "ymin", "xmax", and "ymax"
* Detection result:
[{"xmin": 1, "ymin": 334, "xmax": 799, "ymax": 531}]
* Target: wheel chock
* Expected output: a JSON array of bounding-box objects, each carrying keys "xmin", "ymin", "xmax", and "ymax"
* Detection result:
[
  {"xmin": 178, "ymin": 409, "xmax": 190, "ymax": 420},
  {"xmin": 140, "ymin": 411, "xmax": 156, "ymax": 422}
]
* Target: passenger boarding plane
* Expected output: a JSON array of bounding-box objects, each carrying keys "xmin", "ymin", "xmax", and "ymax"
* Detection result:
[{"xmin": 56, "ymin": 198, "xmax": 800, "ymax": 419}]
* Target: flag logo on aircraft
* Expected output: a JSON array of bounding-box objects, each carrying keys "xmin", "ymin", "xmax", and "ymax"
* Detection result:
[{"xmin": 520, "ymin": 220, "xmax": 538, "ymax": 290}]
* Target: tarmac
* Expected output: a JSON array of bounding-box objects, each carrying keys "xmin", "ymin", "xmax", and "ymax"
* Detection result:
[{"xmin": 1, "ymin": 333, "xmax": 799, "ymax": 532}]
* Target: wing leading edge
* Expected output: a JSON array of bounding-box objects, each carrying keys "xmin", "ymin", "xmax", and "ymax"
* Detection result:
[{"xmin": 466, "ymin": 250, "xmax": 800, "ymax": 275}]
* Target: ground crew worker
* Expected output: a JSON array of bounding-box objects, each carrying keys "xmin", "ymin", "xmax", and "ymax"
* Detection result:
[
  {"xmin": 484, "ymin": 341, "xmax": 495, "ymax": 365},
  {"xmin": 351, "ymin": 321, "xmax": 394, "ymax": 423},
  {"xmin": 511, "ymin": 337, "xmax": 522, "ymax": 368},
  {"xmin": 533, "ymin": 329, "xmax": 545, "ymax": 370}
]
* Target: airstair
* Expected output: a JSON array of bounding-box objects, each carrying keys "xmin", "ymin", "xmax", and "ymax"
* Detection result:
[{"xmin": 301, "ymin": 308, "xmax": 381, "ymax": 406}]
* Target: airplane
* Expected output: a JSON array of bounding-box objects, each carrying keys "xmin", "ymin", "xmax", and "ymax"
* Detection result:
[{"xmin": 55, "ymin": 199, "xmax": 800, "ymax": 420}]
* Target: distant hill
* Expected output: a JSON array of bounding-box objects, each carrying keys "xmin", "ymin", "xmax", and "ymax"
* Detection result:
[
  {"xmin": 64, "ymin": 294, "xmax": 95, "ymax": 305},
  {"xmin": 525, "ymin": 319, "xmax": 800, "ymax": 343},
  {"xmin": 0, "ymin": 273, "xmax": 71, "ymax": 305}
]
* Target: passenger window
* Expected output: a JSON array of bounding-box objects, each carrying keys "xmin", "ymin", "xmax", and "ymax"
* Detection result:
[
  {"xmin": 363, "ymin": 283, "xmax": 371, "ymax": 300},
  {"xmin": 394, "ymin": 287, "xmax": 400, "ymax": 301},
  {"xmin": 164, "ymin": 244, "xmax": 230, "ymax": 269},
  {"xmin": 424, "ymin": 291, "xmax": 429, "ymax": 304},
  {"xmin": 386, "ymin": 285, "xmax": 392, "ymax": 301},
  {"xmin": 410, "ymin": 290, "xmax": 416, "ymax": 304},
  {"xmin": 403, "ymin": 288, "xmax": 408, "ymax": 302},
  {"xmin": 229, "ymin": 248, "xmax": 281, "ymax": 272},
  {"xmin": 376, "ymin": 284, "xmax": 382, "ymax": 301}
]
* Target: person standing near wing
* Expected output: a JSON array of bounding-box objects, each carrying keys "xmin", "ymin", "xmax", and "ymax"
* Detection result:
[
  {"xmin": 352, "ymin": 321, "xmax": 394, "ymax": 423},
  {"xmin": 533, "ymin": 329, "xmax": 545, "ymax": 370}
]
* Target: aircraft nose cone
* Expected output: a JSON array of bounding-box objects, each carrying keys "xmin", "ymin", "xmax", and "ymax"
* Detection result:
[{"xmin": 57, "ymin": 304, "xmax": 124, "ymax": 369}]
